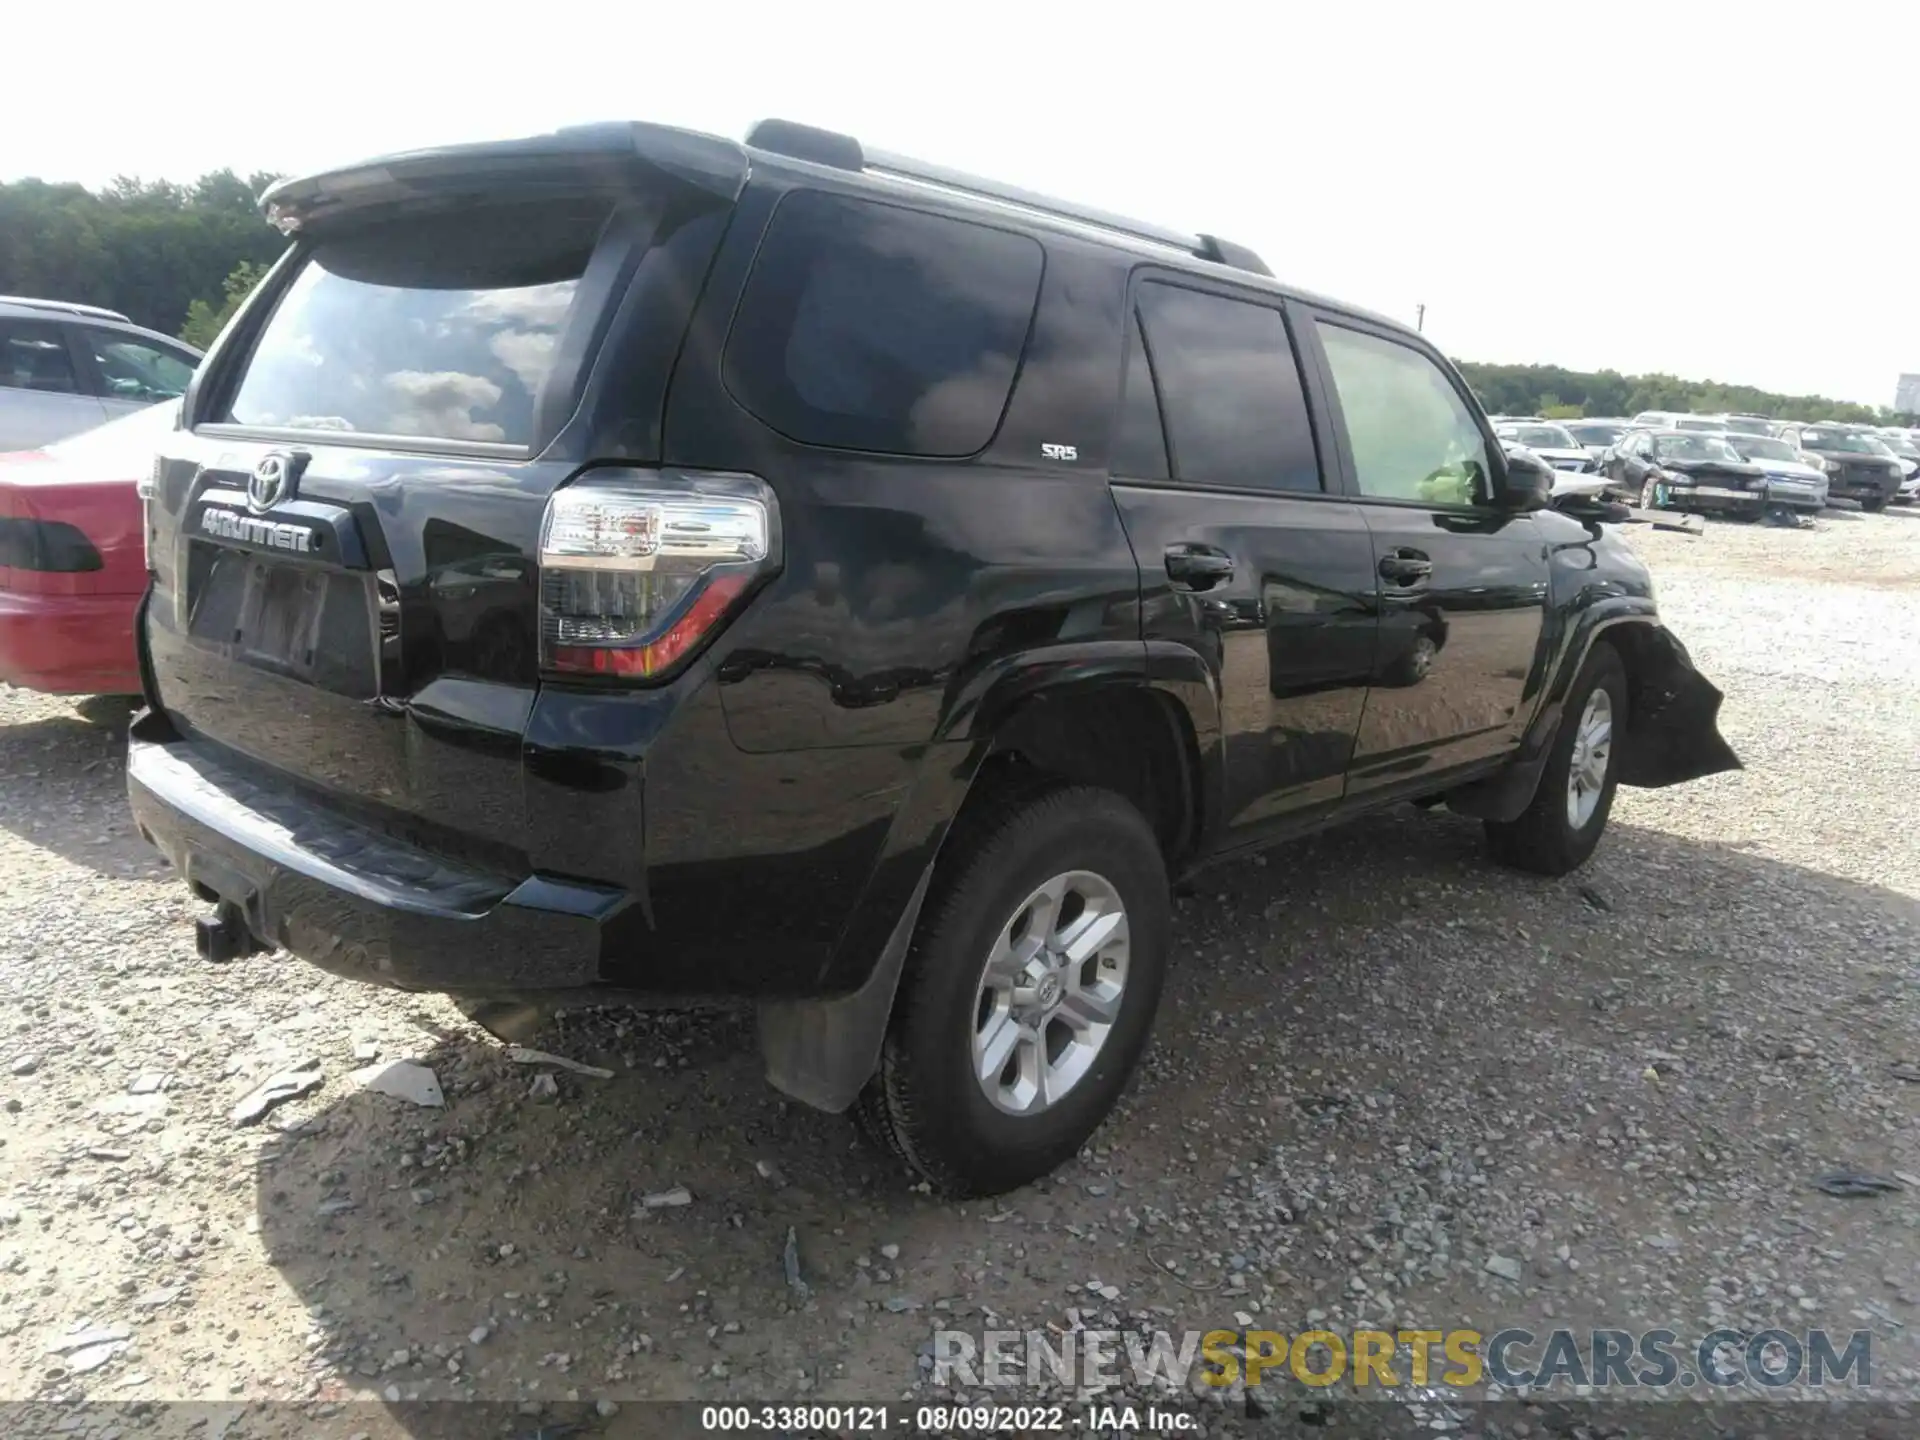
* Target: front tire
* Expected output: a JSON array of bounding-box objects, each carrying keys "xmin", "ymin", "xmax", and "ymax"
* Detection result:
[
  {"xmin": 1485, "ymin": 642, "xmax": 1628, "ymax": 876},
  {"xmin": 1862, "ymin": 495, "xmax": 1887, "ymax": 513},
  {"xmin": 855, "ymin": 782, "xmax": 1170, "ymax": 1197}
]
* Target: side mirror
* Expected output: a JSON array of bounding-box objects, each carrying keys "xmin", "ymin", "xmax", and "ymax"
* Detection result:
[{"xmin": 1491, "ymin": 446, "xmax": 1553, "ymax": 511}]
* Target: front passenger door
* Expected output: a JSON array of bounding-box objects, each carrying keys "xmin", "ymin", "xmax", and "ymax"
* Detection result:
[{"xmin": 1306, "ymin": 316, "xmax": 1551, "ymax": 795}]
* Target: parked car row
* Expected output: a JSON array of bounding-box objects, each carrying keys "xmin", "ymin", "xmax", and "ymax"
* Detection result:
[{"xmin": 1490, "ymin": 408, "xmax": 1918, "ymax": 516}]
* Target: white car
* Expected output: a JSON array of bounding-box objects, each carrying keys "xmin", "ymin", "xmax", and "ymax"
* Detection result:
[
  {"xmin": 1, "ymin": 296, "xmax": 201, "ymax": 452},
  {"xmin": 1493, "ymin": 421, "xmax": 1594, "ymax": 472},
  {"xmin": 1720, "ymin": 433, "xmax": 1831, "ymax": 513}
]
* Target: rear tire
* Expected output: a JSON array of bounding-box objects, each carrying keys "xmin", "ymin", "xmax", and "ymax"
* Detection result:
[
  {"xmin": 854, "ymin": 782, "xmax": 1170, "ymax": 1197},
  {"xmin": 1485, "ymin": 642, "xmax": 1628, "ymax": 877},
  {"xmin": 1862, "ymin": 495, "xmax": 1887, "ymax": 513}
]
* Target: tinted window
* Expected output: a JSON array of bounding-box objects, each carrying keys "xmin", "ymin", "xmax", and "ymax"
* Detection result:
[
  {"xmin": 725, "ymin": 191, "xmax": 1043, "ymax": 457},
  {"xmin": 1135, "ymin": 283, "xmax": 1319, "ymax": 491},
  {"xmin": 81, "ymin": 330, "xmax": 194, "ymax": 401},
  {"xmin": 1317, "ymin": 322, "xmax": 1491, "ymax": 506},
  {"xmin": 1111, "ymin": 311, "xmax": 1169, "ymax": 479},
  {"xmin": 0, "ymin": 320, "xmax": 79, "ymax": 394},
  {"xmin": 226, "ymin": 199, "xmax": 608, "ymax": 445}
]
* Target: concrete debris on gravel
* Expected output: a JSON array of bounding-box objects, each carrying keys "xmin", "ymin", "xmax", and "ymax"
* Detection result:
[
  {"xmin": 0, "ymin": 513, "xmax": 1916, "ymax": 1425},
  {"xmin": 228, "ymin": 1059, "xmax": 322, "ymax": 1125},
  {"xmin": 349, "ymin": 1059, "xmax": 445, "ymax": 1108},
  {"xmin": 504, "ymin": 1044, "xmax": 615, "ymax": 1078}
]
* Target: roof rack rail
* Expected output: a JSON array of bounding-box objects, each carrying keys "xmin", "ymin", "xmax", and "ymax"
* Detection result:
[
  {"xmin": 0, "ymin": 294, "xmax": 132, "ymax": 324},
  {"xmin": 744, "ymin": 119, "xmax": 1271, "ymax": 278}
]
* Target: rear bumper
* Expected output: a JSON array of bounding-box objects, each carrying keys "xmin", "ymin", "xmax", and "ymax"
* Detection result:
[
  {"xmin": 0, "ymin": 589, "xmax": 140, "ymax": 695},
  {"xmin": 126, "ymin": 714, "xmax": 628, "ymax": 995}
]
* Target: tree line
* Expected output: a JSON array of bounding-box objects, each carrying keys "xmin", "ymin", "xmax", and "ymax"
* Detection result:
[
  {"xmin": 4, "ymin": 171, "xmax": 1914, "ymax": 427},
  {"xmin": 0, "ymin": 170, "xmax": 286, "ymax": 349},
  {"xmin": 1453, "ymin": 361, "xmax": 1916, "ymax": 428}
]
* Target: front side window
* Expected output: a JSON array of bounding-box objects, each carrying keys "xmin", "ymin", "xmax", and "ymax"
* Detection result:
[
  {"xmin": 1316, "ymin": 323, "xmax": 1490, "ymax": 506},
  {"xmin": 1133, "ymin": 282, "xmax": 1319, "ymax": 491},
  {"xmin": 226, "ymin": 199, "xmax": 607, "ymax": 446},
  {"xmin": 0, "ymin": 320, "xmax": 79, "ymax": 394},
  {"xmin": 82, "ymin": 331, "xmax": 194, "ymax": 401},
  {"xmin": 725, "ymin": 191, "xmax": 1044, "ymax": 457}
]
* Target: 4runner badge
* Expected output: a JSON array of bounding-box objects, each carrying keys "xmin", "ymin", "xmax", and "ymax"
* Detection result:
[
  {"xmin": 200, "ymin": 507, "xmax": 319, "ymax": 554},
  {"xmin": 1041, "ymin": 443, "xmax": 1078, "ymax": 461}
]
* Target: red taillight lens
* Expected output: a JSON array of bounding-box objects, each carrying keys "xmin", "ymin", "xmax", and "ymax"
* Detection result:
[
  {"xmin": 0, "ymin": 516, "xmax": 104, "ymax": 573},
  {"xmin": 538, "ymin": 469, "xmax": 777, "ymax": 682}
]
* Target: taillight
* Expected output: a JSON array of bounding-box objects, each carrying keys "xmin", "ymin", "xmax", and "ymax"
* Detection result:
[
  {"xmin": 537, "ymin": 469, "xmax": 778, "ymax": 681},
  {"xmin": 0, "ymin": 517, "xmax": 104, "ymax": 573}
]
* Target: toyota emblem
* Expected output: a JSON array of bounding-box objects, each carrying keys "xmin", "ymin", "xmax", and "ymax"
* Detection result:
[{"xmin": 246, "ymin": 452, "xmax": 302, "ymax": 514}]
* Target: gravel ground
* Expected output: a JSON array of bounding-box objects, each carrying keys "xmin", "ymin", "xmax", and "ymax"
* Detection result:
[{"xmin": 1, "ymin": 508, "xmax": 1917, "ymax": 1438}]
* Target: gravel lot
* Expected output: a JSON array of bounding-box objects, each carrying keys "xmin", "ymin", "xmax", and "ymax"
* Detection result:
[{"xmin": 2, "ymin": 508, "xmax": 1917, "ymax": 1437}]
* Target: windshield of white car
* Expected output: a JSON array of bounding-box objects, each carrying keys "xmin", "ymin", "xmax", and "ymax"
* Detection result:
[
  {"xmin": 1655, "ymin": 435, "xmax": 1742, "ymax": 462},
  {"xmin": 1878, "ymin": 434, "xmax": 1919, "ymax": 458},
  {"xmin": 1566, "ymin": 423, "xmax": 1624, "ymax": 445},
  {"xmin": 1504, "ymin": 424, "xmax": 1578, "ymax": 448},
  {"xmin": 1727, "ymin": 436, "xmax": 1797, "ymax": 463}
]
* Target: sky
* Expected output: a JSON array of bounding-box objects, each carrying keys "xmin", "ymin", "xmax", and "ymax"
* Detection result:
[{"xmin": 8, "ymin": 0, "xmax": 1917, "ymax": 407}]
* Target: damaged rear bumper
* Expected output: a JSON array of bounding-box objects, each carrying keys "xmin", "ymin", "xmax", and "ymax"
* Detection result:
[{"xmin": 1617, "ymin": 626, "xmax": 1741, "ymax": 787}]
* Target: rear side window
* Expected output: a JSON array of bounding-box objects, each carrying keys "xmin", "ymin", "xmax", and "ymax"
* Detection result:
[
  {"xmin": 1134, "ymin": 282, "xmax": 1321, "ymax": 491},
  {"xmin": 0, "ymin": 320, "xmax": 79, "ymax": 394},
  {"xmin": 724, "ymin": 191, "xmax": 1043, "ymax": 456},
  {"xmin": 225, "ymin": 199, "xmax": 610, "ymax": 446}
]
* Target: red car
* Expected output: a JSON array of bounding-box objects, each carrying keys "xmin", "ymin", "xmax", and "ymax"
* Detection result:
[{"xmin": 0, "ymin": 400, "xmax": 176, "ymax": 696}]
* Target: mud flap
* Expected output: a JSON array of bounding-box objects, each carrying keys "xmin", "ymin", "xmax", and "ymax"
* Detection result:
[
  {"xmin": 756, "ymin": 865, "xmax": 932, "ymax": 1113},
  {"xmin": 1617, "ymin": 628, "xmax": 1741, "ymax": 787}
]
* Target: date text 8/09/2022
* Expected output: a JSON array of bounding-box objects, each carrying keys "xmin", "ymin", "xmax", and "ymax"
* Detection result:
[{"xmin": 697, "ymin": 1404, "xmax": 1195, "ymax": 1433}]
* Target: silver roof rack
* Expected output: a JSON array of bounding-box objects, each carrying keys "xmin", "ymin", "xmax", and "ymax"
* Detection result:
[
  {"xmin": 744, "ymin": 119, "xmax": 1271, "ymax": 278},
  {"xmin": 0, "ymin": 295, "xmax": 132, "ymax": 324}
]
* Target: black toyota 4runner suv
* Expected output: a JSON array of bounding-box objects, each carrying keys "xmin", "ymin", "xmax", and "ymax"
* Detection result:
[{"xmin": 128, "ymin": 118, "xmax": 1739, "ymax": 1196}]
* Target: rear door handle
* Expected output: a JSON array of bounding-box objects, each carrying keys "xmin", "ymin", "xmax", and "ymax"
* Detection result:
[
  {"xmin": 1378, "ymin": 547, "xmax": 1432, "ymax": 586},
  {"xmin": 1164, "ymin": 544, "xmax": 1234, "ymax": 590}
]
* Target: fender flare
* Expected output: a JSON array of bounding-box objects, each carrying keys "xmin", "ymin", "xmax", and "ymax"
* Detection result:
[{"xmin": 757, "ymin": 638, "xmax": 1221, "ymax": 1113}]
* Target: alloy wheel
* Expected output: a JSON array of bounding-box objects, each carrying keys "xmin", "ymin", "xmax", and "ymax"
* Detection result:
[{"xmin": 970, "ymin": 870, "xmax": 1130, "ymax": 1116}]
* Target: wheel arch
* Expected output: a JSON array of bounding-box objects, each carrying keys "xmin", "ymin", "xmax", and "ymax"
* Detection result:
[{"xmin": 757, "ymin": 643, "xmax": 1218, "ymax": 1115}]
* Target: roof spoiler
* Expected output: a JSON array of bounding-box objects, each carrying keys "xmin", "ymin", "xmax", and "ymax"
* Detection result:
[
  {"xmin": 259, "ymin": 122, "xmax": 750, "ymax": 233},
  {"xmin": 744, "ymin": 118, "xmax": 1272, "ymax": 278}
]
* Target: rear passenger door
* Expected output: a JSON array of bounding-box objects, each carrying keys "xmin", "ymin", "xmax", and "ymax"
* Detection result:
[
  {"xmin": 1107, "ymin": 276, "xmax": 1378, "ymax": 845},
  {"xmin": 1301, "ymin": 314, "xmax": 1550, "ymax": 793}
]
